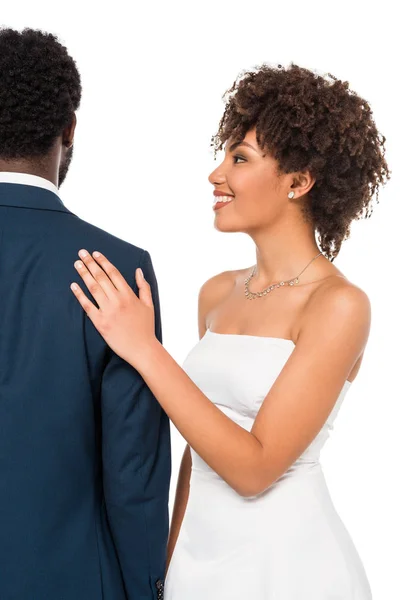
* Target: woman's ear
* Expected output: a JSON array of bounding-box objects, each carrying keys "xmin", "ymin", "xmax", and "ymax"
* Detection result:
[{"xmin": 290, "ymin": 171, "xmax": 315, "ymax": 198}]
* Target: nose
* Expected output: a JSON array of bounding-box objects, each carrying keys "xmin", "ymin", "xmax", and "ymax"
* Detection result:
[{"xmin": 208, "ymin": 160, "xmax": 226, "ymax": 187}]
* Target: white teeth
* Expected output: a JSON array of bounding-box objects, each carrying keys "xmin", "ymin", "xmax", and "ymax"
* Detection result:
[{"xmin": 213, "ymin": 195, "xmax": 234, "ymax": 205}]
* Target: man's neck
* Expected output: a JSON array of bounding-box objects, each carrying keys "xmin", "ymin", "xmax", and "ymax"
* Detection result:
[{"xmin": 0, "ymin": 158, "xmax": 58, "ymax": 187}]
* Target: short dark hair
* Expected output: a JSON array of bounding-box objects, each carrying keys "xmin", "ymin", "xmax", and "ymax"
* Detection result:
[
  {"xmin": 0, "ymin": 27, "xmax": 81, "ymax": 159},
  {"xmin": 211, "ymin": 63, "xmax": 390, "ymax": 261}
]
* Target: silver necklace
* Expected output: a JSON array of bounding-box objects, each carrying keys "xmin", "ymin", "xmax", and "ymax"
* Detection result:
[{"xmin": 244, "ymin": 251, "xmax": 323, "ymax": 300}]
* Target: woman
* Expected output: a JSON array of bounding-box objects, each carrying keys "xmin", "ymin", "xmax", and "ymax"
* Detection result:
[{"xmin": 70, "ymin": 64, "xmax": 389, "ymax": 598}]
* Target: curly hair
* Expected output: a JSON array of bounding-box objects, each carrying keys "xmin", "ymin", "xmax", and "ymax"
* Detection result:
[
  {"xmin": 211, "ymin": 63, "xmax": 390, "ymax": 261},
  {"xmin": 0, "ymin": 27, "xmax": 81, "ymax": 159}
]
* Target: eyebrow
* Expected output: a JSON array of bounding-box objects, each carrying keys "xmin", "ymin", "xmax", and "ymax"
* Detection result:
[{"xmin": 228, "ymin": 140, "xmax": 261, "ymax": 154}]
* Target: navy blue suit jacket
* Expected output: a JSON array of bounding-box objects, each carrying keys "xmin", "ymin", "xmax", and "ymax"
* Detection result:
[{"xmin": 0, "ymin": 182, "xmax": 171, "ymax": 599}]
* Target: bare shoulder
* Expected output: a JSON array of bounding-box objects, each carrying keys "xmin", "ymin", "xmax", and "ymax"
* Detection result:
[
  {"xmin": 300, "ymin": 276, "xmax": 371, "ymax": 353},
  {"xmin": 307, "ymin": 276, "xmax": 371, "ymax": 318},
  {"xmin": 197, "ymin": 269, "xmax": 237, "ymax": 336}
]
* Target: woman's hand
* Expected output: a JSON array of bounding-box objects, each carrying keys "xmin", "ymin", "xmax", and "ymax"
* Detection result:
[{"xmin": 70, "ymin": 249, "xmax": 158, "ymax": 366}]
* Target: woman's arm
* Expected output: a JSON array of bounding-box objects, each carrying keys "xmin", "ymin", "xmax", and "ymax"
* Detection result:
[
  {"xmin": 71, "ymin": 252, "xmax": 371, "ymax": 498},
  {"xmin": 166, "ymin": 444, "xmax": 191, "ymax": 574},
  {"xmin": 137, "ymin": 283, "xmax": 371, "ymax": 498}
]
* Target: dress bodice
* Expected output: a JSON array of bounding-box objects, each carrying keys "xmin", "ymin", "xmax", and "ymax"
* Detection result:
[{"xmin": 182, "ymin": 329, "xmax": 352, "ymax": 474}]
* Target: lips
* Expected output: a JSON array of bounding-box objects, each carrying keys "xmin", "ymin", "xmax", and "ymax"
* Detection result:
[
  {"xmin": 212, "ymin": 190, "xmax": 234, "ymax": 211},
  {"xmin": 213, "ymin": 190, "xmax": 234, "ymax": 196},
  {"xmin": 213, "ymin": 196, "xmax": 234, "ymax": 211}
]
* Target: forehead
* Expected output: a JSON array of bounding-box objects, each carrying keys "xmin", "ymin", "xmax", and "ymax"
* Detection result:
[
  {"xmin": 226, "ymin": 127, "xmax": 260, "ymax": 150},
  {"xmin": 243, "ymin": 129, "xmax": 258, "ymax": 144}
]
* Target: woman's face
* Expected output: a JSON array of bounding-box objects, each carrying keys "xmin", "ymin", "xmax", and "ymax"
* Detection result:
[{"xmin": 208, "ymin": 128, "xmax": 293, "ymax": 234}]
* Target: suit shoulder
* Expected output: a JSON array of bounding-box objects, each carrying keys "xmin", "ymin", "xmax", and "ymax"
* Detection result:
[{"xmin": 70, "ymin": 214, "xmax": 147, "ymax": 264}]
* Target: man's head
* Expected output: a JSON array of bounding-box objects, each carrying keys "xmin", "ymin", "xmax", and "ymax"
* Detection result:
[{"xmin": 0, "ymin": 27, "xmax": 81, "ymax": 186}]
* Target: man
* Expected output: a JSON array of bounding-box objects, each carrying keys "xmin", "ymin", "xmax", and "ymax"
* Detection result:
[{"xmin": 0, "ymin": 27, "xmax": 170, "ymax": 599}]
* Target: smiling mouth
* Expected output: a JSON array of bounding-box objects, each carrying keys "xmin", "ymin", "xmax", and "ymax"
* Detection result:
[{"xmin": 213, "ymin": 195, "xmax": 234, "ymax": 210}]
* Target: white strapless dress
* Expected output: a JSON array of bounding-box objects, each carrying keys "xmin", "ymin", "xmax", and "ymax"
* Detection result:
[{"xmin": 165, "ymin": 330, "xmax": 372, "ymax": 600}]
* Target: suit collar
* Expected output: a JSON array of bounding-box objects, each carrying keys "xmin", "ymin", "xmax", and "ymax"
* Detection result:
[{"xmin": 0, "ymin": 175, "xmax": 73, "ymax": 215}]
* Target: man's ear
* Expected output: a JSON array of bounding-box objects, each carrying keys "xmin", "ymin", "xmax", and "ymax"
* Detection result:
[{"xmin": 62, "ymin": 113, "xmax": 77, "ymax": 148}]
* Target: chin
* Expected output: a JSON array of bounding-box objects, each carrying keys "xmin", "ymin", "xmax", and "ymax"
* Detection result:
[{"xmin": 213, "ymin": 221, "xmax": 244, "ymax": 233}]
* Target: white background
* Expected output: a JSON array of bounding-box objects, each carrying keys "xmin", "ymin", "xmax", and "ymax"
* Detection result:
[{"xmin": 2, "ymin": 1, "xmax": 399, "ymax": 597}]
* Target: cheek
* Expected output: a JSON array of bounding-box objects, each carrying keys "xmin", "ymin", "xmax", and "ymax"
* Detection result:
[
  {"xmin": 236, "ymin": 176, "xmax": 283, "ymax": 223},
  {"xmin": 234, "ymin": 170, "xmax": 274, "ymax": 206},
  {"xmin": 228, "ymin": 168, "xmax": 258, "ymax": 198}
]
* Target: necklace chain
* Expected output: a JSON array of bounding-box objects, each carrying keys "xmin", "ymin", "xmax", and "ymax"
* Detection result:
[{"xmin": 244, "ymin": 251, "xmax": 323, "ymax": 300}]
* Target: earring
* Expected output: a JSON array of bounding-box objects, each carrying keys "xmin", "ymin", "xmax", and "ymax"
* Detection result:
[{"xmin": 288, "ymin": 191, "xmax": 295, "ymax": 199}]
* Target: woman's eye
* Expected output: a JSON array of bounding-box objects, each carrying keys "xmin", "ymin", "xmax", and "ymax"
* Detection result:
[{"xmin": 233, "ymin": 155, "xmax": 246, "ymax": 164}]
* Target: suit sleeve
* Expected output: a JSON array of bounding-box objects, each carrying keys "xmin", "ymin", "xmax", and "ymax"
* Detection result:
[{"xmin": 101, "ymin": 249, "xmax": 171, "ymax": 599}]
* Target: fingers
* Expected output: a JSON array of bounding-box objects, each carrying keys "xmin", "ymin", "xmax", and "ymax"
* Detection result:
[
  {"xmin": 74, "ymin": 250, "xmax": 150, "ymax": 310},
  {"xmin": 74, "ymin": 253, "xmax": 109, "ymax": 307},
  {"xmin": 90, "ymin": 251, "xmax": 130, "ymax": 292},
  {"xmin": 136, "ymin": 268, "xmax": 154, "ymax": 308},
  {"xmin": 76, "ymin": 249, "xmax": 118, "ymax": 301},
  {"xmin": 70, "ymin": 282, "xmax": 100, "ymax": 322}
]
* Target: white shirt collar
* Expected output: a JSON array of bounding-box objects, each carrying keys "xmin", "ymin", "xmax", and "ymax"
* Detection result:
[{"xmin": 0, "ymin": 172, "xmax": 60, "ymax": 197}]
